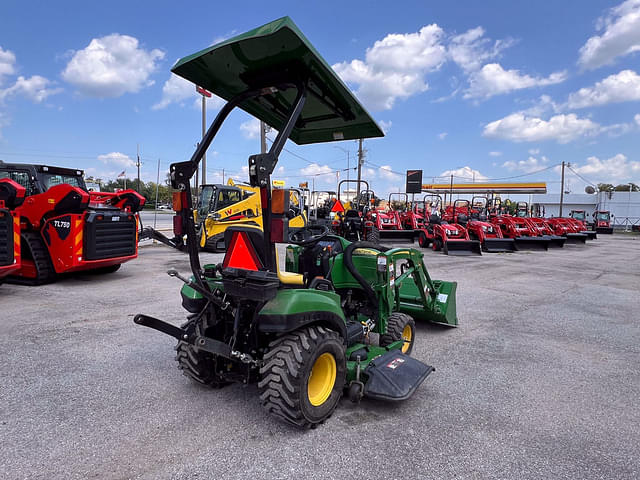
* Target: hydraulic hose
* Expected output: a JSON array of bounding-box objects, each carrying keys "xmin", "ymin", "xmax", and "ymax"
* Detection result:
[{"xmin": 342, "ymin": 241, "xmax": 390, "ymax": 317}]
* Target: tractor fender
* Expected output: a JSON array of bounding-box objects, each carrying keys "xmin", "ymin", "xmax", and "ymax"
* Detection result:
[{"xmin": 257, "ymin": 289, "xmax": 347, "ymax": 339}]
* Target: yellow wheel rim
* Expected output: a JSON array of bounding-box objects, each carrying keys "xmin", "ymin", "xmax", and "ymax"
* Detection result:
[
  {"xmin": 307, "ymin": 352, "xmax": 337, "ymax": 406},
  {"xmin": 401, "ymin": 325, "xmax": 413, "ymax": 353}
]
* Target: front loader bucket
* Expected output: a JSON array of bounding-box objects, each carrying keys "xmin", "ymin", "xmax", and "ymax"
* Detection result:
[
  {"xmin": 399, "ymin": 279, "xmax": 458, "ymax": 326},
  {"xmin": 379, "ymin": 229, "xmax": 416, "ymax": 242},
  {"xmin": 444, "ymin": 240, "xmax": 482, "ymax": 256},
  {"xmin": 542, "ymin": 235, "xmax": 566, "ymax": 248},
  {"xmin": 564, "ymin": 233, "xmax": 587, "ymax": 244},
  {"xmin": 581, "ymin": 230, "xmax": 597, "ymax": 240},
  {"xmin": 595, "ymin": 226, "xmax": 613, "ymax": 234},
  {"xmin": 482, "ymin": 238, "xmax": 517, "ymax": 253},
  {"xmin": 514, "ymin": 236, "xmax": 549, "ymax": 251}
]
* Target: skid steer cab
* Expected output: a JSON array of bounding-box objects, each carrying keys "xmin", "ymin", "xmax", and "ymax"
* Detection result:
[
  {"xmin": 133, "ymin": 17, "xmax": 458, "ymax": 429},
  {"xmin": 0, "ymin": 162, "xmax": 145, "ymax": 285}
]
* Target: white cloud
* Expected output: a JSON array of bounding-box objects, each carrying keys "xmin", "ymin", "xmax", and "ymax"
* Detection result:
[
  {"xmin": 0, "ymin": 75, "xmax": 62, "ymax": 103},
  {"xmin": 333, "ymin": 24, "xmax": 446, "ymax": 111},
  {"xmin": 240, "ymin": 118, "xmax": 260, "ymax": 139},
  {"xmin": 0, "ymin": 111, "xmax": 9, "ymax": 139},
  {"xmin": 0, "ymin": 47, "xmax": 16, "ymax": 85},
  {"xmin": 502, "ymin": 155, "xmax": 549, "ymax": 173},
  {"xmin": 439, "ymin": 166, "xmax": 488, "ymax": 181},
  {"xmin": 465, "ymin": 63, "xmax": 567, "ymax": 99},
  {"xmin": 448, "ymin": 27, "xmax": 514, "ymax": 72},
  {"xmin": 635, "ymin": 113, "xmax": 640, "ymax": 125},
  {"xmin": 379, "ymin": 165, "xmax": 402, "ymax": 180},
  {"xmin": 438, "ymin": 132, "xmax": 448, "ymax": 140},
  {"xmin": 483, "ymin": 112, "xmax": 600, "ymax": 143},
  {"xmin": 378, "ymin": 120, "xmax": 392, "ymax": 134},
  {"xmin": 567, "ymin": 69, "xmax": 640, "ymax": 108},
  {"xmin": 152, "ymin": 73, "xmax": 193, "ymax": 110},
  {"xmin": 528, "ymin": 149, "xmax": 540, "ymax": 155},
  {"xmin": 489, "ymin": 151, "xmax": 502, "ymax": 157},
  {"xmin": 62, "ymin": 34, "xmax": 164, "ymax": 97},
  {"xmin": 98, "ymin": 152, "xmax": 136, "ymax": 169},
  {"xmin": 568, "ymin": 153, "xmax": 640, "ymax": 183},
  {"xmin": 578, "ymin": 0, "xmax": 640, "ymax": 70}
]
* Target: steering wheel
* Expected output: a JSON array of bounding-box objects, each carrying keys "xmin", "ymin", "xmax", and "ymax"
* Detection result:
[{"xmin": 288, "ymin": 224, "xmax": 330, "ymax": 246}]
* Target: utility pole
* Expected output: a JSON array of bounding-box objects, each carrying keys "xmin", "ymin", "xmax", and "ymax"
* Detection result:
[
  {"xmin": 559, "ymin": 161, "xmax": 565, "ymax": 217},
  {"xmin": 356, "ymin": 138, "xmax": 364, "ymax": 197},
  {"xmin": 260, "ymin": 121, "xmax": 268, "ymax": 154},
  {"xmin": 222, "ymin": 168, "xmax": 225, "ymax": 184},
  {"xmin": 201, "ymin": 94, "xmax": 207, "ymax": 186},
  {"xmin": 136, "ymin": 144, "xmax": 141, "ymax": 193}
]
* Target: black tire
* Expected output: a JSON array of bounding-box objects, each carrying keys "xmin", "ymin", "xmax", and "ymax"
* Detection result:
[
  {"xmin": 8, "ymin": 231, "xmax": 55, "ymax": 285},
  {"xmin": 202, "ymin": 233, "xmax": 226, "ymax": 253},
  {"xmin": 259, "ymin": 325, "xmax": 346, "ymax": 428},
  {"xmin": 380, "ymin": 312, "xmax": 416, "ymax": 356},
  {"xmin": 174, "ymin": 340, "xmax": 229, "ymax": 388},
  {"xmin": 433, "ymin": 237, "xmax": 443, "ymax": 252},
  {"xmin": 366, "ymin": 225, "xmax": 380, "ymax": 243},
  {"xmin": 418, "ymin": 231, "xmax": 430, "ymax": 248}
]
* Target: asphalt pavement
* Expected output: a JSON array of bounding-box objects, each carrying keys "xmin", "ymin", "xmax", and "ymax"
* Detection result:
[{"xmin": 1, "ymin": 234, "xmax": 639, "ymax": 479}]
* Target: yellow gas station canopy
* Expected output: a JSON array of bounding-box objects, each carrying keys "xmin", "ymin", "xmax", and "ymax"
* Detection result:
[{"xmin": 421, "ymin": 182, "xmax": 546, "ymax": 194}]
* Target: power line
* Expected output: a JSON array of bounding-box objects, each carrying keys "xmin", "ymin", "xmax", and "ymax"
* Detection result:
[{"xmin": 566, "ymin": 165, "xmax": 597, "ymax": 187}]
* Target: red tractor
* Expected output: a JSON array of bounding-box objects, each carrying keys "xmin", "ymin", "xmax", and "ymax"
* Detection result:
[
  {"xmin": 0, "ymin": 178, "xmax": 25, "ymax": 283},
  {"xmin": 591, "ymin": 210, "xmax": 614, "ymax": 234},
  {"xmin": 515, "ymin": 202, "xmax": 565, "ymax": 248},
  {"xmin": 417, "ymin": 195, "xmax": 481, "ymax": 255},
  {"xmin": 545, "ymin": 217, "xmax": 588, "ymax": 244},
  {"xmin": 0, "ymin": 162, "xmax": 145, "ymax": 285},
  {"xmin": 454, "ymin": 198, "xmax": 516, "ymax": 253},
  {"xmin": 375, "ymin": 192, "xmax": 417, "ymax": 242},
  {"xmin": 568, "ymin": 210, "xmax": 597, "ymax": 239},
  {"xmin": 490, "ymin": 214, "xmax": 550, "ymax": 250}
]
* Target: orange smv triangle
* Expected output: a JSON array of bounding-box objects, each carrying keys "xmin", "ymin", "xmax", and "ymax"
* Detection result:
[
  {"xmin": 331, "ymin": 199, "xmax": 345, "ymax": 213},
  {"xmin": 222, "ymin": 231, "xmax": 262, "ymax": 271}
]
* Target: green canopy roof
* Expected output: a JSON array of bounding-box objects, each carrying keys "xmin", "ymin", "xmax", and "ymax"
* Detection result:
[{"xmin": 172, "ymin": 17, "xmax": 383, "ymax": 145}]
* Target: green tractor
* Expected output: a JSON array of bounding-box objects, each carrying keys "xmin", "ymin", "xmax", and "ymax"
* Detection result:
[{"xmin": 134, "ymin": 17, "xmax": 458, "ymax": 428}]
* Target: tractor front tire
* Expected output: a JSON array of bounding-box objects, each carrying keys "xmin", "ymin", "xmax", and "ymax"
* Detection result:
[
  {"xmin": 175, "ymin": 341, "xmax": 229, "ymax": 388},
  {"xmin": 366, "ymin": 226, "xmax": 380, "ymax": 244},
  {"xmin": 433, "ymin": 237, "xmax": 443, "ymax": 252},
  {"xmin": 259, "ymin": 325, "xmax": 346, "ymax": 428},
  {"xmin": 380, "ymin": 312, "xmax": 416, "ymax": 355},
  {"xmin": 418, "ymin": 231, "xmax": 430, "ymax": 248}
]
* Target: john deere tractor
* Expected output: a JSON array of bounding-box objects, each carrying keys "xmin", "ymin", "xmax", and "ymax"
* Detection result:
[{"xmin": 134, "ymin": 17, "xmax": 458, "ymax": 428}]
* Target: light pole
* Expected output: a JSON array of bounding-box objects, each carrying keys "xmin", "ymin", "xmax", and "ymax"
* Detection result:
[{"xmin": 333, "ymin": 146, "xmax": 351, "ymax": 183}]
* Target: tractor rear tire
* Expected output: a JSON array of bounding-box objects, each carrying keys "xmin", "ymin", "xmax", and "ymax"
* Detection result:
[
  {"xmin": 259, "ymin": 325, "xmax": 346, "ymax": 428},
  {"xmin": 380, "ymin": 312, "xmax": 416, "ymax": 355},
  {"xmin": 366, "ymin": 226, "xmax": 380, "ymax": 243},
  {"xmin": 433, "ymin": 237, "xmax": 443, "ymax": 252},
  {"xmin": 175, "ymin": 340, "xmax": 229, "ymax": 388},
  {"xmin": 8, "ymin": 231, "xmax": 55, "ymax": 285}
]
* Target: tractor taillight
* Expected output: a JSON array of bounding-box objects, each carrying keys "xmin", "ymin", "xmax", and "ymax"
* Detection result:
[{"xmin": 173, "ymin": 191, "xmax": 187, "ymax": 212}]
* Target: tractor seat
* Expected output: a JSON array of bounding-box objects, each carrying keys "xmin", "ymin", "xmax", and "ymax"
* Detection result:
[
  {"xmin": 345, "ymin": 209, "xmax": 360, "ymax": 218},
  {"xmin": 429, "ymin": 214, "xmax": 441, "ymax": 225},
  {"xmin": 457, "ymin": 214, "xmax": 468, "ymax": 225}
]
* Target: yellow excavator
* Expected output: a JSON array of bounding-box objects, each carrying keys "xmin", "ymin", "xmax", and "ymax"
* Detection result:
[{"xmin": 196, "ymin": 179, "xmax": 307, "ymax": 251}]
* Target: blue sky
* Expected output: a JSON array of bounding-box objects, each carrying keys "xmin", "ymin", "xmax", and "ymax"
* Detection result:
[{"xmin": 1, "ymin": 0, "xmax": 640, "ymax": 195}]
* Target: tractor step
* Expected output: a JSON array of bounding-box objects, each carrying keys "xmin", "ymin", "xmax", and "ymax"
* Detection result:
[
  {"xmin": 482, "ymin": 238, "xmax": 517, "ymax": 253},
  {"xmin": 444, "ymin": 240, "xmax": 482, "ymax": 256},
  {"xmin": 363, "ymin": 350, "xmax": 434, "ymax": 401}
]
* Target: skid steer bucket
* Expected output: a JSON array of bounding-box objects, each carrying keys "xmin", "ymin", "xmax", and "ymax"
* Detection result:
[
  {"xmin": 513, "ymin": 236, "xmax": 549, "ymax": 251},
  {"xmin": 482, "ymin": 238, "xmax": 517, "ymax": 253},
  {"xmin": 542, "ymin": 235, "xmax": 566, "ymax": 248},
  {"xmin": 444, "ymin": 240, "xmax": 482, "ymax": 256},
  {"xmin": 564, "ymin": 233, "xmax": 588, "ymax": 244}
]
